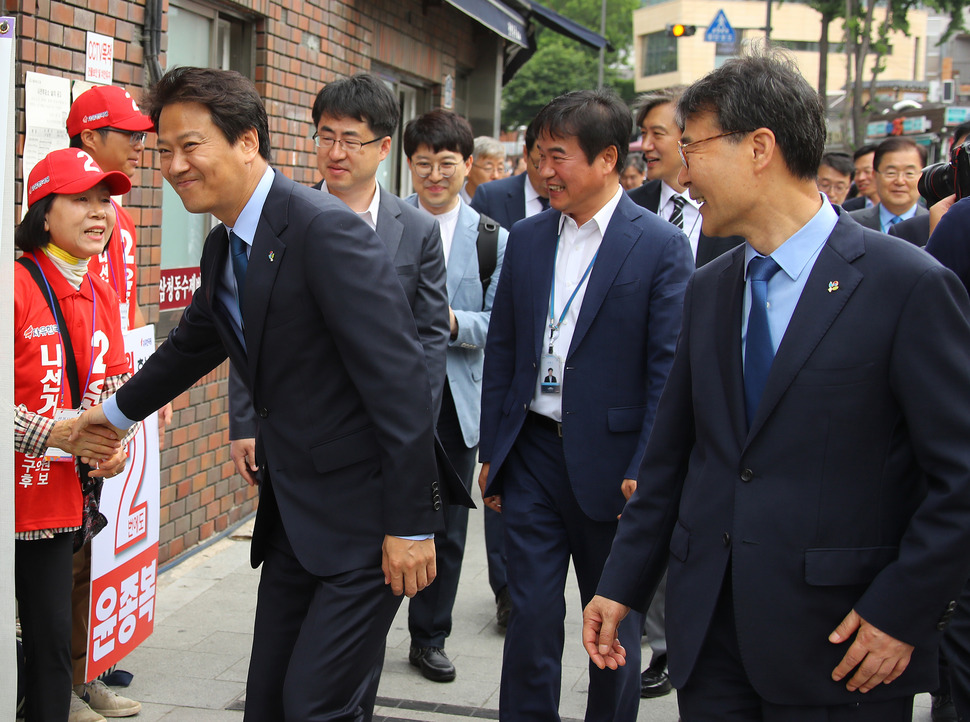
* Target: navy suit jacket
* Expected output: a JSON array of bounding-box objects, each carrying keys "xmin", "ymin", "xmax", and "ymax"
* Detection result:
[
  {"xmin": 231, "ymin": 182, "xmax": 450, "ymax": 427},
  {"xmin": 113, "ymin": 171, "xmax": 444, "ymax": 577},
  {"xmin": 850, "ymin": 203, "xmax": 928, "ymax": 233},
  {"xmin": 840, "ymin": 195, "xmax": 868, "ymax": 211},
  {"xmin": 926, "ymin": 196, "xmax": 970, "ymax": 293},
  {"xmin": 479, "ymin": 191, "xmax": 694, "ymax": 521},
  {"xmin": 888, "ymin": 213, "xmax": 930, "ymax": 246},
  {"xmin": 470, "ymin": 173, "xmax": 529, "ymax": 230},
  {"xmin": 627, "ymin": 179, "xmax": 744, "ymax": 267},
  {"xmin": 598, "ymin": 212, "xmax": 970, "ymax": 704}
]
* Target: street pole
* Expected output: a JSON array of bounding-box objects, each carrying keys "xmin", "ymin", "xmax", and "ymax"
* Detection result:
[
  {"xmin": 598, "ymin": 0, "xmax": 606, "ymax": 87},
  {"xmin": 766, "ymin": 0, "xmax": 772, "ymax": 42}
]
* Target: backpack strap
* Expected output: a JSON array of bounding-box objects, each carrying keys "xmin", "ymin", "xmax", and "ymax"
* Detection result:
[{"xmin": 476, "ymin": 213, "xmax": 500, "ymax": 309}]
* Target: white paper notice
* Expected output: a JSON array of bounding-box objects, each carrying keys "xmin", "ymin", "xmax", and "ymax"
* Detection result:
[
  {"xmin": 85, "ymin": 32, "xmax": 114, "ymax": 84},
  {"xmin": 21, "ymin": 71, "xmax": 71, "ymax": 214}
]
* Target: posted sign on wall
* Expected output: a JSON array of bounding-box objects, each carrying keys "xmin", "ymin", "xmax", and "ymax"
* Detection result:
[{"xmin": 85, "ymin": 32, "xmax": 113, "ymax": 84}]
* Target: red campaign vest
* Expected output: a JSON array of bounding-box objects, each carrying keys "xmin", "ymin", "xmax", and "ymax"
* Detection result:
[
  {"xmin": 88, "ymin": 200, "xmax": 138, "ymax": 330},
  {"xmin": 14, "ymin": 252, "xmax": 130, "ymax": 533}
]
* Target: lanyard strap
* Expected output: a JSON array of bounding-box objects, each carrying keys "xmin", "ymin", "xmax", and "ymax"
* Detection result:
[{"xmin": 549, "ymin": 236, "xmax": 598, "ymax": 336}]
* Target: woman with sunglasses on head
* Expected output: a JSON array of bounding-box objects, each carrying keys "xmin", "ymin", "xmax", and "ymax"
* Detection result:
[{"xmin": 14, "ymin": 148, "xmax": 138, "ymax": 721}]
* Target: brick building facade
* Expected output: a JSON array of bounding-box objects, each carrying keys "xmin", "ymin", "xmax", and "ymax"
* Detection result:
[{"xmin": 7, "ymin": 0, "xmax": 514, "ymax": 565}]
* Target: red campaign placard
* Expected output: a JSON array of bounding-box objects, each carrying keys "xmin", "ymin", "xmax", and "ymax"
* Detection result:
[{"xmin": 86, "ymin": 545, "xmax": 158, "ymax": 679}]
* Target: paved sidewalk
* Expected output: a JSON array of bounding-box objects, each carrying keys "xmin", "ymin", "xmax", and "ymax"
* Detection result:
[{"xmin": 119, "ymin": 502, "xmax": 936, "ymax": 721}]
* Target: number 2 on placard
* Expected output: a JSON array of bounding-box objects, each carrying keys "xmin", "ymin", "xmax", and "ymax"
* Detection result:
[{"xmin": 115, "ymin": 424, "xmax": 148, "ymax": 554}]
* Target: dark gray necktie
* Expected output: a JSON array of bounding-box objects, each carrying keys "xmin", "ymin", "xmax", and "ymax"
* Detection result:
[
  {"xmin": 229, "ymin": 230, "xmax": 248, "ymax": 313},
  {"xmin": 669, "ymin": 195, "xmax": 686, "ymax": 229}
]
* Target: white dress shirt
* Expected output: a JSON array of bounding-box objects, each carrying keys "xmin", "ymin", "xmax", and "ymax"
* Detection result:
[
  {"xmin": 659, "ymin": 182, "xmax": 702, "ymax": 259},
  {"xmin": 318, "ymin": 179, "xmax": 381, "ymax": 231},
  {"xmin": 524, "ymin": 175, "xmax": 546, "ymax": 218},
  {"xmin": 530, "ymin": 185, "xmax": 624, "ymax": 421}
]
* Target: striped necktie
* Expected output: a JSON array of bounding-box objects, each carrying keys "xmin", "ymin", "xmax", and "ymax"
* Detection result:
[{"xmin": 669, "ymin": 195, "xmax": 686, "ymax": 230}]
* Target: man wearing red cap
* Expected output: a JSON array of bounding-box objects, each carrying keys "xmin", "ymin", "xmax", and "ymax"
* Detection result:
[{"xmin": 64, "ymin": 85, "xmax": 152, "ymax": 722}]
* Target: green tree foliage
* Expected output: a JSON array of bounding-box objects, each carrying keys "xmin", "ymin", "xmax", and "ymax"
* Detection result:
[
  {"xmin": 502, "ymin": 0, "xmax": 638, "ymax": 130},
  {"xmin": 808, "ymin": 0, "xmax": 968, "ymax": 146}
]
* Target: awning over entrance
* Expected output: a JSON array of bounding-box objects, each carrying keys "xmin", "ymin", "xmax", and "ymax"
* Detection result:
[
  {"xmin": 444, "ymin": 0, "xmax": 529, "ymax": 48},
  {"xmin": 523, "ymin": 0, "xmax": 611, "ymax": 50}
]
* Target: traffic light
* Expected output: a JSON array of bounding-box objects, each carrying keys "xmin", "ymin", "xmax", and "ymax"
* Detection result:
[{"xmin": 665, "ymin": 23, "xmax": 697, "ymax": 38}]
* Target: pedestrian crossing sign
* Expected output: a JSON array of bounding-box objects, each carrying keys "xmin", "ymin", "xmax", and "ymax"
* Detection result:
[{"xmin": 705, "ymin": 10, "xmax": 736, "ymax": 43}]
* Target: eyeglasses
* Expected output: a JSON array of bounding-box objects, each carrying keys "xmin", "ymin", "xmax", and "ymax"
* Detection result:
[
  {"xmin": 877, "ymin": 168, "xmax": 919, "ymax": 181},
  {"xmin": 411, "ymin": 160, "xmax": 460, "ymax": 179},
  {"xmin": 816, "ymin": 179, "xmax": 849, "ymax": 193},
  {"xmin": 474, "ymin": 162, "xmax": 503, "ymax": 174},
  {"xmin": 677, "ymin": 130, "xmax": 747, "ymax": 168},
  {"xmin": 312, "ymin": 133, "xmax": 385, "ymax": 152},
  {"xmin": 105, "ymin": 128, "xmax": 148, "ymax": 147}
]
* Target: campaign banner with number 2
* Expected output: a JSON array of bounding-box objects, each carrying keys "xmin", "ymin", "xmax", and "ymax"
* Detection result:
[{"xmin": 86, "ymin": 324, "xmax": 160, "ymax": 680}]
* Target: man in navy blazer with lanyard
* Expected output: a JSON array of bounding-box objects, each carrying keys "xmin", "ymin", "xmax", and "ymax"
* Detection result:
[
  {"xmin": 72, "ymin": 67, "xmax": 447, "ymax": 721},
  {"xmin": 478, "ymin": 88, "xmax": 693, "ymax": 720},
  {"xmin": 584, "ymin": 50, "xmax": 970, "ymax": 721}
]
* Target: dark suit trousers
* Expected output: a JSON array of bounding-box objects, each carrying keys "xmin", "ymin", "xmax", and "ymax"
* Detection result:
[
  {"xmin": 16, "ymin": 533, "xmax": 75, "ymax": 722},
  {"xmin": 484, "ymin": 506, "xmax": 508, "ymax": 597},
  {"xmin": 408, "ymin": 381, "xmax": 477, "ymax": 647},
  {"xmin": 244, "ymin": 494, "xmax": 402, "ymax": 722},
  {"xmin": 499, "ymin": 417, "xmax": 642, "ymax": 722},
  {"xmin": 942, "ymin": 574, "xmax": 970, "ymax": 719},
  {"xmin": 678, "ymin": 573, "xmax": 914, "ymax": 722}
]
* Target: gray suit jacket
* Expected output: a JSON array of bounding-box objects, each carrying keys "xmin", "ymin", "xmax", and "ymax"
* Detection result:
[
  {"xmin": 850, "ymin": 203, "xmax": 928, "ymax": 233},
  {"xmin": 406, "ymin": 196, "xmax": 508, "ymax": 448},
  {"xmin": 229, "ymin": 183, "xmax": 450, "ymax": 437}
]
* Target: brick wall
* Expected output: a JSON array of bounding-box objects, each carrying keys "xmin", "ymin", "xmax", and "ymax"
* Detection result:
[{"xmin": 11, "ymin": 0, "xmax": 485, "ymax": 564}]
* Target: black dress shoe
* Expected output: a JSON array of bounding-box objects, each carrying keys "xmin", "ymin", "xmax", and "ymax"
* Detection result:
[
  {"xmin": 640, "ymin": 666, "xmax": 672, "ymax": 698},
  {"xmin": 932, "ymin": 693, "xmax": 957, "ymax": 722},
  {"xmin": 409, "ymin": 645, "xmax": 457, "ymax": 682},
  {"xmin": 496, "ymin": 587, "xmax": 511, "ymax": 629}
]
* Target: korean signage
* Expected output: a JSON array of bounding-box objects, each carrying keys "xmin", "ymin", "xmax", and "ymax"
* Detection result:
[
  {"xmin": 158, "ymin": 267, "xmax": 202, "ymax": 310},
  {"xmin": 85, "ymin": 32, "xmax": 114, "ymax": 84},
  {"xmin": 86, "ymin": 325, "xmax": 160, "ymax": 680}
]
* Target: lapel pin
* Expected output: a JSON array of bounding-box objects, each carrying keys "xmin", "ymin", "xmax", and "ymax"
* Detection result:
[
  {"xmin": 827, "ymin": 281, "xmax": 839, "ymax": 293},
  {"xmin": 268, "ymin": 251, "xmax": 275, "ymax": 262}
]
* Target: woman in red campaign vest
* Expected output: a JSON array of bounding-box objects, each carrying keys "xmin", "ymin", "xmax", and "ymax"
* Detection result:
[{"xmin": 13, "ymin": 148, "xmax": 137, "ymax": 722}]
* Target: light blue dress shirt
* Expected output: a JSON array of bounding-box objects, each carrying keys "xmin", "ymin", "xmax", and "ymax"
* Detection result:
[
  {"xmin": 741, "ymin": 198, "xmax": 838, "ymax": 364},
  {"xmin": 878, "ymin": 202, "xmax": 917, "ymax": 234}
]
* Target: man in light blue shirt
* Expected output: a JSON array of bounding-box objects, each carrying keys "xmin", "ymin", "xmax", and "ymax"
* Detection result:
[{"xmin": 586, "ymin": 49, "xmax": 970, "ymax": 722}]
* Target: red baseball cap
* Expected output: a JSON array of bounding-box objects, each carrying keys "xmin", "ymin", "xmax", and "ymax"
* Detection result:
[
  {"xmin": 27, "ymin": 148, "xmax": 132, "ymax": 207},
  {"xmin": 66, "ymin": 85, "xmax": 154, "ymax": 137}
]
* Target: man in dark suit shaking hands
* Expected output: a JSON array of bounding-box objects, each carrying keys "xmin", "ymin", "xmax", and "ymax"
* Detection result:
[
  {"xmin": 478, "ymin": 88, "xmax": 693, "ymax": 721},
  {"xmin": 72, "ymin": 67, "xmax": 444, "ymax": 721},
  {"xmin": 584, "ymin": 49, "xmax": 970, "ymax": 721}
]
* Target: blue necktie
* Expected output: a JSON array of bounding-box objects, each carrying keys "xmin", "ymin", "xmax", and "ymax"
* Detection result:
[
  {"xmin": 744, "ymin": 256, "xmax": 781, "ymax": 428},
  {"xmin": 229, "ymin": 230, "xmax": 249, "ymax": 314},
  {"xmin": 539, "ymin": 196, "xmax": 550, "ymax": 211}
]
